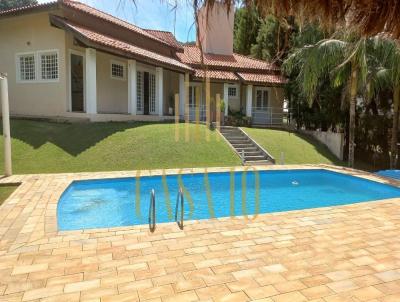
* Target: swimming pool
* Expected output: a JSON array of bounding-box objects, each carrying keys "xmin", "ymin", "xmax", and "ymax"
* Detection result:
[{"xmin": 57, "ymin": 169, "xmax": 400, "ymax": 230}]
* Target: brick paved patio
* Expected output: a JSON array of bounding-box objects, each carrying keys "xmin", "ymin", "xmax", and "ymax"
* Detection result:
[{"xmin": 0, "ymin": 165, "xmax": 399, "ymax": 301}]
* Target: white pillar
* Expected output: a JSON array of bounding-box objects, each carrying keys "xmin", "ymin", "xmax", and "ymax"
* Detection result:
[
  {"xmin": 156, "ymin": 67, "xmax": 163, "ymax": 117},
  {"xmin": 223, "ymin": 83, "xmax": 229, "ymax": 116},
  {"xmin": 246, "ymin": 84, "xmax": 253, "ymax": 117},
  {"xmin": 128, "ymin": 60, "xmax": 137, "ymax": 115},
  {"xmin": 179, "ymin": 73, "xmax": 185, "ymax": 119},
  {"xmin": 0, "ymin": 74, "xmax": 12, "ymax": 176},
  {"xmin": 85, "ymin": 48, "xmax": 97, "ymax": 114}
]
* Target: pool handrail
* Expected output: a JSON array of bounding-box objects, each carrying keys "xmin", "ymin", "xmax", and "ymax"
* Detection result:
[
  {"xmin": 149, "ymin": 189, "xmax": 156, "ymax": 232},
  {"xmin": 175, "ymin": 187, "xmax": 184, "ymax": 230}
]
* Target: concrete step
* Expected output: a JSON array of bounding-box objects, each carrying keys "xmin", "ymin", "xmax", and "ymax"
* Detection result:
[
  {"xmin": 244, "ymin": 155, "xmax": 267, "ymax": 161},
  {"xmin": 244, "ymin": 160, "xmax": 272, "ymax": 165},
  {"xmin": 229, "ymin": 139, "xmax": 249, "ymax": 144}
]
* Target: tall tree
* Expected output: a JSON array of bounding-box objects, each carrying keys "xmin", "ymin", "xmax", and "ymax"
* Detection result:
[
  {"xmin": 250, "ymin": 16, "xmax": 292, "ymax": 64},
  {"xmin": 233, "ymin": 5, "xmax": 260, "ymax": 55},
  {"xmin": 367, "ymin": 38, "xmax": 400, "ymax": 168},
  {"xmin": 0, "ymin": 0, "xmax": 37, "ymax": 11},
  {"xmin": 284, "ymin": 32, "xmax": 373, "ymax": 167}
]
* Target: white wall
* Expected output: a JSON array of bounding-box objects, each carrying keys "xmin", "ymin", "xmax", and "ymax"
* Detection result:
[
  {"xmin": 0, "ymin": 12, "xmax": 67, "ymax": 116},
  {"xmin": 301, "ymin": 130, "xmax": 345, "ymax": 160}
]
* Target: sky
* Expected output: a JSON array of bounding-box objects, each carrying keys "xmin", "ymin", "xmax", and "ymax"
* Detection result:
[{"xmin": 38, "ymin": 0, "xmax": 196, "ymax": 42}]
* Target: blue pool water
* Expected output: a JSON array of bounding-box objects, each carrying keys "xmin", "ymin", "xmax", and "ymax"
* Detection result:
[{"xmin": 57, "ymin": 169, "xmax": 400, "ymax": 230}]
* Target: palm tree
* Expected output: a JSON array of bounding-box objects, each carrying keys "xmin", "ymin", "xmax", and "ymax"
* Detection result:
[
  {"xmin": 368, "ymin": 38, "xmax": 400, "ymax": 168},
  {"xmin": 284, "ymin": 32, "xmax": 371, "ymax": 167}
]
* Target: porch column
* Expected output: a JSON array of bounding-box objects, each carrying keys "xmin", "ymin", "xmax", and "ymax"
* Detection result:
[
  {"xmin": 246, "ymin": 84, "xmax": 253, "ymax": 117},
  {"xmin": 128, "ymin": 60, "xmax": 137, "ymax": 115},
  {"xmin": 85, "ymin": 48, "xmax": 97, "ymax": 114},
  {"xmin": 156, "ymin": 67, "xmax": 163, "ymax": 116},
  {"xmin": 223, "ymin": 83, "xmax": 229, "ymax": 115},
  {"xmin": 179, "ymin": 73, "xmax": 185, "ymax": 118}
]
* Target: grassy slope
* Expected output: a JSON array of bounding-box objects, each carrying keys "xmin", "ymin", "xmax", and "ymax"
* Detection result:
[
  {"xmin": 243, "ymin": 127, "xmax": 342, "ymax": 165},
  {"xmin": 0, "ymin": 120, "xmax": 240, "ymax": 174},
  {"xmin": 0, "ymin": 185, "xmax": 18, "ymax": 205}
]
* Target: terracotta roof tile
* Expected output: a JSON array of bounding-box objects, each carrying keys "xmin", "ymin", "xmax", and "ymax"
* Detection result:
[
  {"xmin": 62, "ymin": 0, "xmax": 178, "ymax": 49},
  {"xmin": 55, "ymin": 18, "xmax": 192, "ymax": 72},
  {"xmin": 177, "ymin": 45, "xmax": 279, "ymax": 71},
  {"xmin": 0, "ymin": 1, "xmax": 58, "ymax": 16},
  {"xmin": 144, "ymin": 29, "xmax": 183, "ymax": 50},
  {"xmin": 237, "ymin": 72, "xmax": 287, "ymax": 85},
  {"xmin": 193, "ymin": 69, "xmax": 239, "ymax": 81}
]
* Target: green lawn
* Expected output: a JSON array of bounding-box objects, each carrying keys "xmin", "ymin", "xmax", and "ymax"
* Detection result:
[
  {"xmin": 0, "ymin": 184, "xmax": 18, "ymax": 205},
  {"xmin": 243, "ymin": 127, "xmax": 342, "ymax": 165},
  {"xmin": 0, "ymin": 119, "xmax": 240, "ymax": 174}
]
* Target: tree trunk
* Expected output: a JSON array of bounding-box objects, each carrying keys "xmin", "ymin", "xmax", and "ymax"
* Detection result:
[
  {"xmin": 348, "ymin": 67, "xmax": 358, "ymax": 168},
  {"xmin": 390, "ymin": 85, "xmax": 400, "ymax": 168}
]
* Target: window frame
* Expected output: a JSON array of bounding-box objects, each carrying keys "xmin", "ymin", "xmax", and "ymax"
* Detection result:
[
  {"xmin": 110, "ymin": 60, "xmax": 126, "ymax": 81},
  {"xmin": 16, "ymin": 49, "xmax": 60, "ymax": 83},
  {"xmin": 254, "ymin": 87, "xmax": 270, "ymax": 110},
  {"xmin": 38, "ymin": 49, "xmax": 60, "ymax": 83},
  {"xmin": 15, "ymin": 52, "xmax": 37, "ymax": 83}
]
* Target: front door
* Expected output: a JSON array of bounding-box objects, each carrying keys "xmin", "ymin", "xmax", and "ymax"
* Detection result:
[{"xmin": 70, "ymin": 53, "xmax": 84, "ymax": 112}]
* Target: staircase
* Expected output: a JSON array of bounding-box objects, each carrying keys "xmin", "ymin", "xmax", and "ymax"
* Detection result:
[{"xmin": 219, "ymin": 126, "xmax": 274, "ymax": 165}]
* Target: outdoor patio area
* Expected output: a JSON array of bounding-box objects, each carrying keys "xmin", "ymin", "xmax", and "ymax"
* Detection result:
[{"xmin": 0, "ymin": 165, "xmax": 399, "ymax": 302}]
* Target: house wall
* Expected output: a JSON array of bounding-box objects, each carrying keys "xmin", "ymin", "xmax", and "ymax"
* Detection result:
[
  {"xmin": 96, "ymin": 52, "xmax": 128, "ymax": 114},
  {"xmin": 65, "ymin": 33, "xmax": 129, "ymax": 114},
  {"xmin": 163, "ymin": 69, "xmax": 180, "ymax": 115},
  {"xmin": 0, "ymin": 11, "xmax": 67, "ymax": 117}
]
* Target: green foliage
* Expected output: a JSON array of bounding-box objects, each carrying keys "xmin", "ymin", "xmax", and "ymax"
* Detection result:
[
  {"xmin": 0, "ymin": 0, "xmax": 37, "ymax": 11},
  {"xmin": 250, "ymin": 16, "xmax": 291, "ymax": 63},
  {"xmin": 233, "ymin": 5, "xmax": 260, "ymax": 55}
]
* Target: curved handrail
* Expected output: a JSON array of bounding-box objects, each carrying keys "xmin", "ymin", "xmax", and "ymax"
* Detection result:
[
  {"xmin": 148, "ymin": 189, "xmax": 156, "ymax": 232},
  {"xmin": 175, "ymin": 187, "xmax": 184, "ymax": 229}
]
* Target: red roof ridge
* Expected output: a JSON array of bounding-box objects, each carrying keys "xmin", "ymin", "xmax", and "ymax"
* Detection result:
[
  {"xmin": 62, "ymin": 0, "xmax": 174, "ymax": 47},
  {"xmin": 233, "ymin": 52, "xmax": 279, "ymax": 70},
  {"xmin": 0, "ymin": 1, "xmax": 58, "ymax": 15}
]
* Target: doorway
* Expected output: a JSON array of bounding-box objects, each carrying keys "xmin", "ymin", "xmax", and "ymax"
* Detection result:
[
  {"xmin": 70, "ymin": 53, "xmax": 84, "ymax": 112},
  {"xmin": 143, "ymin": 72, "xmax": 149, "ymax": 115}
]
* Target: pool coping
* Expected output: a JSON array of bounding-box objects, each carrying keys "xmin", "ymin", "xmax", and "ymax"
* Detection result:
[{"xmin": 1, "ymin": 164, "xmax": 400, "ymax": 243}]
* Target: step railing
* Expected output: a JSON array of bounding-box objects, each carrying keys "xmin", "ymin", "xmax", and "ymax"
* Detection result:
[
  {"xmin": 175, "ymin": 187, "xmax": 184, "ymax": 229},
  {"xmin": 148, "ymin": 189, "xmax": 156, "ymax": 232}
]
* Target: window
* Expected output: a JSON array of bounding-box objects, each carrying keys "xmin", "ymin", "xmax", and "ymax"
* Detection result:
[
  {"xmin": 111, "ymin": 61, "xmax": 125, "ymax": 80},
  {"xmin": 136, "ymin": 71, "xmax": 143, "ymax": 112},
  {"xmin": 149, "ymin": 73, "xmax": 156, "ymax": 113},
  {"xmin": 228, "ymin": 86, "xmax": 237, "ymax": 97},
  {"xmin": 16, "ymin": 49, "xmax": 59, "ymax": 82},
  {"xmin": 40, "ymin": 52, "xmax": 58, "ymax": 80},
  {"xmin": 18, "ymin": 54, "xmax": 36, "ymax": 81},
  {"xmin": 256, "ymin": 89, "xmax": 269, "ymax": 109}
]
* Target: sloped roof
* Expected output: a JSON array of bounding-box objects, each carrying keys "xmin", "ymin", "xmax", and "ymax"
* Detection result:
[
  {"xmin": 193, "ymin": 69, "xmax": 239, "ymax": 81},
  {"xmin": 144, "ymin": 29, "xmax": 183, "ymax": 50},
  {"xmin": 51, "ymin": 16, "xmax": 192, "ymax": 72},
  {"xmin": 0, "ymin": 0, "xmax": 182, "ymax": 50},
  {"xmin": 61, "ymin": 0, "xmax": 180, "ymax": 50},
  {"xmin": 177, "ymin": 45, "xmax": 280, "ymax": 72},
  {"xmin": 0, "ymin": 1, "xmax": 58, "ymax": 16},
  {"xmin": 237, "ymin": 72, "xmax": 287, "ymax": 85}
]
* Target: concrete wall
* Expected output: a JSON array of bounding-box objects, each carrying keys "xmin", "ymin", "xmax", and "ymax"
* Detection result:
[
  {"xmin": 197, "ymin": 2, "xmax": 234, "ymax": 55},
  {"xmin": 301, "ymin": 130, "xmax": 344, "ymax": 160},
  {"xmin": 96, "ymin": 52, "xmax": 128, "ymax": 114},
  {"xmin": 0, "ymin": 12, "xmax": 67, "ymax": 116}
]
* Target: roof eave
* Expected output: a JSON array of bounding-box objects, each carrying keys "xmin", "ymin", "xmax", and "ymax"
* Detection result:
[
  {"xmin": 0, "ymin": 1, "xmax": 60, "ymax": 19},
  {"xmin": 50, "ymin": 15, "xmax": 192, "ymax": 73}
]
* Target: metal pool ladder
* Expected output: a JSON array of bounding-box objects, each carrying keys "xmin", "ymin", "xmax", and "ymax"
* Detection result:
[
  {"xmin": 175, "ymin": 187, "xmax": 184, "ymax": 229},
  {"xmin": 148, "ymin": 189, "xmax": 156, "ymax": 232}
]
